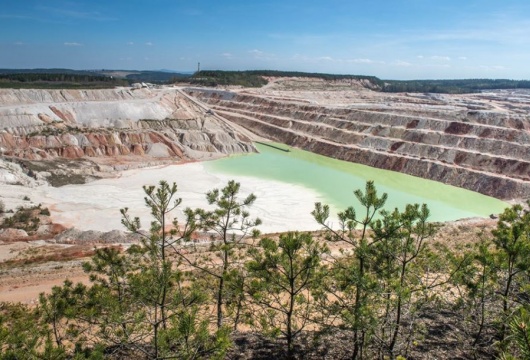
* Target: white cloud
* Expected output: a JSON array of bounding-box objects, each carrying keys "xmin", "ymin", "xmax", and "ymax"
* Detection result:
[
  {"xmin": 458, "ymin": 56, "xmax": 467, "ymax": 60},
  {"xmin": 221, "ymin": 52, "xmax": 233, "ymax": 58},
  {"xmin": 430, "ymin": 55, "xmax": 451, "ymax": 61},
  {"xmin": 248, "ymin": 49, "xmax": 275, "ymax": 61},
  {"xmin": 352, "ymin": 58, "xmax": 374, "ymax": 64},
  {"xmin": 479, "ymin": 65, "xmax": 506, "ymax": 71},
  {"xmin": 127, "ymin": 41, "xmax": 134, "ymax": 45},
  {"xmin": 393, "ymin": 60, "xmax": 412, "ymax": 67},
  {"xmin": 14, "ymin": 41, "xmax": 24, "ymax": 46},
  {"xmin": 37, "ymin": 6, "xmax": 117, "ymax": 21},
  {"xmin": 291, "ymin": 54, "xmax": 309, "ymax": 61},
  {"xmin": 145, "ymin": 42, "xmax": 153, "ymax": 46},
  {"xmin": 290, "ymin": 55, "xmax": 384, "ymax": 66},
  {"xmin": 64, "ymin": 42, "xmax": 82, "ymax": 46},
  {"xmin": 417, "ymin": 55, "xmax": 424, "ymax": 59},
  {"xmin": 431, "ymin": 64, "xmax": 451, "ymax": 68}
]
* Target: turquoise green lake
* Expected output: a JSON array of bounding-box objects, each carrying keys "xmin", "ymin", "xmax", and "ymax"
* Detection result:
[{"xmin": 204, "ymin": 142, "xmax": 508, "ymax": 222}]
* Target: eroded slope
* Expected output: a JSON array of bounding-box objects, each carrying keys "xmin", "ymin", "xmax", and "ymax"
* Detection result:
[
  {"xmin": 186, "ymin": 80, "xmax": 530, "ymax": 200},
  {"xmin": 0, "ymin": 87, "xmax": 256, "ymax": 182}
]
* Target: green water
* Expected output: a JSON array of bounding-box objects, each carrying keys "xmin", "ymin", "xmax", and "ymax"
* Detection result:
[{"xmin": 204, "ymin": 142, "xmax": 508, "ymax": 221}]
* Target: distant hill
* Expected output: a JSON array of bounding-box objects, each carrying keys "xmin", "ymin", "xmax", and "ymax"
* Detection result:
[
  {"xmin": 121, "ymin": 70, "xmax": 189, "ymax": 83},
  {"xmin": 188, "ymin": 70, "xmax": 382, "ymax": 88},
  {"xmin": 189, "ymin": 70, "xmax": 530, "ymax": 93},
  {"xmin": 0, "ymin": 71, "xmax": 128, "ymax": 89},
  {"xmin": 381, "ymin": 78, "xmax": 530, "ymax": 94},
  {"xmin": 1, "ymin": 68, "xmax": 529, "ymax": 93},
  {"xmin": 0, "ymin": 69, "xmax": 192, "ymax": 88}
]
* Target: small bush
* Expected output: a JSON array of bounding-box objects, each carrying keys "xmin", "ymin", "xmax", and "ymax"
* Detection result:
[
  {"xmin": 0, "ymin": 205, "xmax": 43, "ymax": 234},
  {"xmin": 0, "ymin": 200, "xmax": 5, "ymax": 213},
  {"xmin": 17, "ymin": 211, "xmax": 31, "ymax": 223}
]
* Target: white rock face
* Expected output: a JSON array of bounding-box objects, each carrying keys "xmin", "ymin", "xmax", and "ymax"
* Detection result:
[
  {"xmin": 0, "ymin": 158, "xmax": 46, "ymax": 213},
  {"xmin": 0, "ymin": 160, "xmax": 38, "ymax": 187},
  {"xmin": 0, "ymin": 168, "xmax": 19, "ymax": 184},
  {"xmin": 0, "ymin": 87, "xmax": 258, "ymax": 163},
  {"xmin": 0, "ymin": 88, "xmax": 181, "ymax": 129},
  {"xmin": 146, "ymin": 143, "xmax": 171, "ymax": 157}
]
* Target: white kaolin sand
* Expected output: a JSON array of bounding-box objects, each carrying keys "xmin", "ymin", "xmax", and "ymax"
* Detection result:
[{"xmin": 32, "ymin": 162, "xmax": 328, "ymax": 234}]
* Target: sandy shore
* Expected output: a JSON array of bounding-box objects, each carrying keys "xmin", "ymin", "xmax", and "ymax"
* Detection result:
[{"xmin": 31, "ymin": 162, "xmax": 330, "ymax": 235}]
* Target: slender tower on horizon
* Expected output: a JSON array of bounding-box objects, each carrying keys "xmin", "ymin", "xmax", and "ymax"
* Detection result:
[{"xmin": 197, "ymin": 62, "xmax": 200, "ymax": 73}]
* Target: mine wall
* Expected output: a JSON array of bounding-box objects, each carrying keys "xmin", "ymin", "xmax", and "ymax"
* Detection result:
[
  {"xmin": 186, "ymin": 89, "xmax": 530, "ymax": 200},
  {"xmin": 0, "ymin": 89, "xmax": 256, "ymax": 162},
  {"xmin": 0, "ymin": 127, "xmax": 254, "ymax": 161}
]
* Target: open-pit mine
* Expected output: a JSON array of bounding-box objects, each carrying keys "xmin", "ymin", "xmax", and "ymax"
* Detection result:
[
  {"xmin": 0, "ymin": 77, "xmax": 529, "ymax": 302},
  {"xmin": 1, "ymin": 78, "xmax": 529, "ymax": 231}
]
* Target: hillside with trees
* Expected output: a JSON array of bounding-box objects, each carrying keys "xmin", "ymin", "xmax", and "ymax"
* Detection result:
[
  {"xmin": 123, "ymin": 71, "xmax": 190, "ymax": 83},
  {"xmin": 1, "ymin": 180, "xmax": 529, "ymax": 359},
  {"xmin": 188, "ymin": 71, "xmax": 269, "ymax": 87},
  {"xmin": 0, "ymin": 72, "xmax": 129, "ymax": 89},
  {"xmin": 0, "ymin": 69, "xmax": 190, "ymax": 88},
  {"xmin": 187, "ymin": 70, "xmax": 530, "ymax": 93},
  {"xmin": 2, "ymin": 68, "xmax": 530, "ymax": 93},
  {"xmin": 187, "ymin": 70, "xmax": 382, "ymax": 88},
  {"xmin": 381, "ymin": 78, "xmax": 530, "ymax": 94}
]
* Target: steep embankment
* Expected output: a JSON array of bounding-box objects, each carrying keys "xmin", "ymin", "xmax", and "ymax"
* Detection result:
[
  {"xmin": 0, "ymin": 88, "xmax": 255, "ymax": 168},
  {"xmin": 186, "ymin": 87, "xmax": 530, "ymax": 200}
]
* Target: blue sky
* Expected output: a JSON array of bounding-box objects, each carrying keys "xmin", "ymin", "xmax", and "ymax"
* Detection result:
[{"xmin": 1, "ymin": 0, "xmax": 530, "ymax": 79}]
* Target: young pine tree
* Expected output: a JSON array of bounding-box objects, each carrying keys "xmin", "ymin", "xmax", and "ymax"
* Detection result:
[
  {"xmin": 312, "ymin": 180, "xmax": 387, "ymax": 360},
  {"xmin": 246, "ymin": 232, "xmax": 328, "ymax": 359},
  {"xmin": 119, "ymin": 180, "xmax": 230, "ymax": 359},
  {"xmin": 181, "ymin": 180, "xmax": 261, "ymax": 330}
]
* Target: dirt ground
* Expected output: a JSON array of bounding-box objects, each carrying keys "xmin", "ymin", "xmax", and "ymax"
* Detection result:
[
  {"xmin": 0, "ymin": 240, "xmax": 125, "ymax": 304},
  {"xmin": 0, "ymin": 215, "xmax": 497, "ymax": 305}
]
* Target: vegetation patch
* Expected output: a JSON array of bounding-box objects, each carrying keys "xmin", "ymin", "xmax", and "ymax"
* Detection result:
[
  {"xmin": 382, "ymin": 78, "xmax": 530, "ymax": 94},
  {"xmin": 0, "ymin": 246, "xmax": 101, "ymax": 269},
  {"xmin": 16, "ymin": 158, "xmax": 101, "ymax": 187},
  {"xmin": 189, "ymin": 70, "xmax": 269, "ymax": 87},
  {"xmin": 0, "ymin": 72, "xmax": 129, "ymax": 89},
  {"xmin": 0, "ymin": 179, "xmax": 529, "ymax": 359},
  {"xmin": 0, "ymin": 204, "xmax": 48, "ymax": 235},
  {"xmin": 186, "ymin": 70, "xmax": 383, "ymax": 88}
]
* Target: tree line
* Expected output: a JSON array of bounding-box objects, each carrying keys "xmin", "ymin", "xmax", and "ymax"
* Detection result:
[
  {"xmin": 0, "ymin": 73, "xmax": 129, "ymax": 89},
  {"xmin": 186, "ymin": 70, "xmax": 530, "ymax": 94},
  {"xmin": 242, "ymin": 70, "xmax": 381, "ymax": 83},
  {"xmin": 188, "ymin": 71, "xmax": 269, "ymax": 88},
  {"xmin": 3, "ymin": 68, "xmax": 530, "ymax": 94},
  {"xmin": 0, "ymin": 180, "xmax": 529, "ymax": 359},
  {"xmin": 186, "ymin": 70, "xmax": 382, "ymax": 88},
  {"xmin": 382, "ymin": 79, "xmax": 530, "ymax": 94}
]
